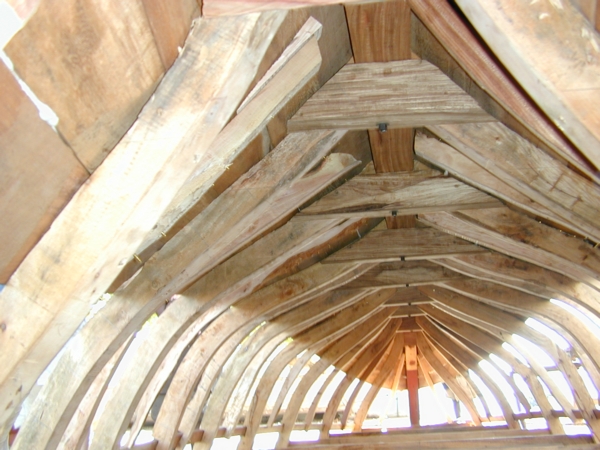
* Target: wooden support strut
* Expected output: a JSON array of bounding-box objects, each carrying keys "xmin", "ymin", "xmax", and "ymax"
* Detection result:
[{"xmin": 405, "ymin": 332, "xmax": 420, "ymax": 426}]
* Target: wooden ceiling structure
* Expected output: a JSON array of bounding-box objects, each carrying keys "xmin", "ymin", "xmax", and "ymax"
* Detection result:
[{"xmin": 2, "ymin": 0, "xmax": 600, "ymax": 449}]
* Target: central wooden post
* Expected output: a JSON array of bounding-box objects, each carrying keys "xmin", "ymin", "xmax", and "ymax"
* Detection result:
[
  {"xmin": 404, "ymin": 332, "xmax": 420, "ymax": 426},
  {"xmin": 345, "ymin": 0, "xmax": 415, "ymax": 229}
]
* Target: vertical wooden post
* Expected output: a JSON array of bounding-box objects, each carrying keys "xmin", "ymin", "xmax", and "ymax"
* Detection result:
[
  {"xmin": 404, "ymin": 332, "xmax": 420, "ymax": 426},
  {"xmin": 345, "ymin": 0, "xmax": 415, "ymax": 229}
]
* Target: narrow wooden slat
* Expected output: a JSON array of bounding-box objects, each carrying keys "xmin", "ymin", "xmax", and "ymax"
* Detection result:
[
  {"xmin": 325, "ymin": 228, "xmax": 485, "ymax": 264},
  {"xmin": 288, "ymin": 60, "xmax": 493, "ymax": 131},
  {"xmin": 456, "ymin": 0, "xmax": 600, "ymax": 168},
  {"xmin": 300, "ymin": 172, "xmax": 501, "ymax": 218},
  {"xmin": 4, "ymin": 0, "xmax": 165, "ymax": 170},
  {"xmin": 1, "ymin": 13, "xmax": 289, "ymax": 441},
  {"xmin": 0, "ymin": 61, "xmax": 87, "ymax": 283}
]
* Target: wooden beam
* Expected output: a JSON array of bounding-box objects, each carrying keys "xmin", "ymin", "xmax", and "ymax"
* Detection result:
[
  {"xmin": 345, "ymin": 0, "xmax": 415, "ymax": 229},
  {"xmin": 414, "ymin": 133, "xmax": 591, "ymax": 240},
  {"xmin": 0, "ymin": 60, "xmax": 87, "ymax": 283},
  {"xmin": 1, "ymin": 12, "xmax": 290, "ymax": 441},
  {"xmin": 4, "ymin": 0, "xmax": 165, "ymax": 170},
  {"xmin": 323, "ymin": 228, "xmax": 486, "ymax": 264},
  {"xmin": 202, "ymin": 0, "xmax": 367, "ymax": 16},
  {"xmin": 289, "ymin": 60, "xmax": 493, "ymax": 132},
  {"xmin": 419, "ymin": 208, "xmax": 600, "ymax": 292},
  {"xmin": 405, "ymin": 332, "xmax": 420, "ymax": 426},
  {"xmin": 342, "ymin": 261, "xmax": 465, "ymax": 289},
  {"xmin": 455, "ymin": 0, "xmax": 600, "ymax": 169},
  {"xmin": 114, "ymin": 20, "xmax": 323, "ymax": 287},
  {"xmin": 299, "ymin": 172, "xmax": 502, "ymax": 219},
  {"xmin": 385, "ymin": 287, "xmax": 433, "ymax": 306},
  {"xmin": 391, "ymin": 306, "xmax": 425, "ymax": 318},
  {"xmin": 409, "ymin": 0, "xmax": 596, "ymax": 179},
  {"xmin": 428, "ymin": 122, "xmax": 600, "ymax": 243}
]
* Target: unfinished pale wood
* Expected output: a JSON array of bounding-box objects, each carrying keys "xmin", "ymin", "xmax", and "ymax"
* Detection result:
[
  {"xmin": 384, "ymin": 287, "xmax": 433, "ymax": 306},
  {"xmin": 429, "ymin": 122, "xmax": 600, "ymax": 242},
  {"xmin": 274, "ymin": 304, "xmax": 396, "ymax": 448},
  {"xmin": 409, "ymin": 0, "xmax": 597, "ymax": 179},
  {"xmin": 391, "ymin": 306, "xmax": 424, "ymax": 318},
  {"xmin": 0, "ymin": 61, "xmax": 87, "ymax": 283},
  {"xmin": 418, "ymin": 317, "xmax": 519, "ymax": 428},
  {"xmin": 414, "ymin": 134, "xmax": 591, "ymax": 240},
  {"xmin": 345, "ymin": 0, "xmax": 415, "ymax": 229},
  {"xmin": 4, "ymin": 0, "xmax": 164, "ymax": 170},
  {"xmin": 420, "ymin": 209, "xmax": 600, "ymax": 291},
  {"xmin": 342, "ymin": 261, "xmax": 465, "ymax": 288},
  {"xmin": 325, "ymin": 228, "xmax": 486, "ymax": 263},
  {"xmin": 456, "ymin": 0, "xmax": 600, "ymax": 169},
  {"xmin": 288, "ymin": 60, "xmax": 493, "ymax": 131},
  {"xmin": 140, "ymin": 0, "xmax": 199, "ymax": 69},
  {"xmin": 202, "ymin": 0, "xmax": 371, "ymax": 16},
  {"xmin": 2, "ymin": 13, "xmax": 289, "ymax": 443},
  {"xmin": 88, "ymin": 166, "xmax": 365, "ymax": 448},
  {"xmin": 122, "ymin": 29, "xmax": 322, "ymax": 279},
  {"xmin": 299, "ymin": 172, "xmax": 502, "ymax": 218},
  {"xmin": 350, "ymin": 334, "xmax": 405, "ymax": 432},
  {"xmin": 416, "ymin": 333, "xmax": 482, "ymax": 425},
  {"xmin": 197, "ymin": 290, "xmax": 384, "ymax": 450}
]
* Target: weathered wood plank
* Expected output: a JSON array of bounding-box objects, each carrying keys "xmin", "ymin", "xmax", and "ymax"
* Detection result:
[
  {"xmin": 202, "ymin": 0, "xmax": 366, "ymax": 16},
  {"xmin": 342, "ymin": 261, "xmax": 465, "ymax": 289},
  {"xmin": 300, "ymin": 172, "xmax": 501, "ymax": 218},
  {"xmin": 288, "ymin": 60, "xmax": 493, "ymax": 131},
  {"xmin": 140, "ymin": 0, "xmax": 199, "ymax": 69},
  {"xmin": 414, "ymin": 133, "xmax": 591, "ymax": 240},
  {"xmin": 326, "ymin": 229, "xmax": 485, "ymax": 263},
  {"xmin": 456, "ymin": 0, "xmax": 600, "ymax": 169},
  {"xmin": 385, "ymin": 287, "xmax": 433, "ymax": 306},
  {"xmin": 1, "ymin": 12, "xmax": 289, "ymax": 441},
  {"xmin": 0, "ymin": 61, "xmax": 87, "ymax": 283},
  {"xmin": 4, "ymin": 0, "xmax": 165, "ymax": 170},
  {"xmin": 420, "ymin": 208, "xmax": 600, "ymax": 291},
  {"xmin": 118, "ymin": 26, "xmax": 323, "ymax": 285},
  {"xmin": 429, "ymin": 122, "xmax": 600, "ymax": 243},
  {"xmin": 409, "ymin": 0, "xmax": 597, "ymax": 179}
]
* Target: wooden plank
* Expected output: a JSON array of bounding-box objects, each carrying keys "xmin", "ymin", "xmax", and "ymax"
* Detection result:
[
  {"xmin": 118, "ymin": 25, "xmax": 323, "ymax": 284},
  {"xmin": 4, "ymin": 0, "xmax": 165, "ymax": 171},
  {"xmin": 77, "ymin": 155, "xmax": 365, "ymax": 449},
  {"xmin": 349, "ymin": 334, "xmax": 405, "ymax": 432},
  {"xmin": 140, "ymin": 0, "xmax": 199, "ymax": 69},
  {"xmin": 274, "ymin": 305, "xmax": 396, "ymax": 448},
  {"xmin": 0, "ymin": 60, "xmax": 87, "ymax": 283},
  {"xmin": 385, "ymin": 287, "xmax": 433, "ymax": 306},
  {"xmin": 288, "ymin": 60, "xmax": 493, "ymax": 131},
  {"xmin": 429, "ymin": 122, "xmax": 600, "ymax": 243},
  {"xmin": 405, "ymin": 332, "xmax": 420, "ymax": 425},
  {"xmin": 325, "ymin": 228, "xmax": 485, "ymax": 264},
  {"xmin": 409, "ymin": 0, "xmax": 597, "ymax": 179},
  {"xmin": 201, "ymin": 0, "xmax": 378, "ymax": 16},
  {"xmin": 455, "ymin": 0, "xmax": 600, "ymax": 169},
  {"xmin": 299, "ymin": 173, "xmax": 502, "ymax": 219},
  {"xmin": 414, "ymin": 133, "xmax": 591, "ymax": 240},
  {"xmin": 1, "ymin": 12, "xmax": 289, "ymax": 442},
  {"xmin": 342, "ymin": 261, "xmax": 466, "ymax": 288},
  {"xmin": 420, "ymin": 208, "xmax": 600, "ymax": 292},
  {"xmin": 391, "ymin": 305, "xmax": 424, "ymax": 318},
  {"xmin": 345, "ymin": 0, "xmax": 415, "ymax": 229}
]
